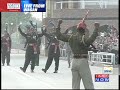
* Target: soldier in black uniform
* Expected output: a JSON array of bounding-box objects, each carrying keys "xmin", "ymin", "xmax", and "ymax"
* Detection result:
[
  {"xmin": 24, "ymin": 29, "xmax": 41, "ymax": 66},
  {"xmin": 42, "ymin": 27, "xmax": 60, "ymax": 73},
  {"xmin": 18, "ymin": 25, "xmax": 43, "ymax": 73},
  {"xmin": 1, "ymin": 31, "xmax": 11, "ymax": 66}
]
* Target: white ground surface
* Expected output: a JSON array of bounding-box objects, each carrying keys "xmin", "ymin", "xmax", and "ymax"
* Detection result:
[{"xmin": 1, "ymin": 54, "xmax": 119, "ymax": 89}]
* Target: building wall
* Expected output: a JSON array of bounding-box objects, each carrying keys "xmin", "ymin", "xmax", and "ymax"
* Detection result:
[
  {"xmin": 52, "ymin": 9, "xmax": 118, "ymax": 18},
  {"xmin": 44, "ymin": 9, "xmax": 118, "ymax": 35},
  {"xmin": 45, "ymin": 0, "xmax": 118, "ymax": 33},
  {"xmin": 44, "ymin": 0, "xmax": 118, "ymax": 55}
]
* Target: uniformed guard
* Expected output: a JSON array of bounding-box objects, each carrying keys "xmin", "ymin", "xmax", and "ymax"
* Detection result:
[
  {"xmin": 41, "ymin": 26, "xmax": 60, "ymax": 73},
  {"xmin": 1, "ymin": 31, "xmax": 11, "ymax": 66},
  {"xmin": 18, "ymin": 25, "xmax": 43, "ymax": 73},
  {"xmin": 63, "ymin": 30, "xmax": 73, "ymax": 68},
  {"xmin": 65, "ymin": 42, "xmax": 72, "ymax": 68},
  {"xmin": 56, "ymin": 16, "xmax": 100, "ymax": 89},
  {"xmin": 30, "ymin": 21, "xmax": 41, "ymax": 66}
]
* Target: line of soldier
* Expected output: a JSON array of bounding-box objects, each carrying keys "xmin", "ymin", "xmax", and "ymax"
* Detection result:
[
  {"xmin": 20, "ymin": 18, "xmax": 101, "ymax": 89},
  {"xmin": 1, "ymin": 23, "xmax": 61, "ymax": 74}
]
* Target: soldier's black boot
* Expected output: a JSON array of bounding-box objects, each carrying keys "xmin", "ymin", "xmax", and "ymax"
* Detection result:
[
  {"xmin": 20, "ymin": 67, "xmax": 25, "ymax": 73},
  {"xmin": 42, "ymin": 68, "xmax": 46, "ymax": 73},
  {"xmin": 53, "ymin": 71, "xmax": 58, "ymax": 73},
  {"xmin": 31, "ymin": 70, "xmax": 34, "ymax": 73},
  {"xmin": 68, "ymin": 65, "xmax": 70, "ymax": 68},
  {"xmin": 7, "ymin": 64, "xmax": 10, "ymax": 66}
]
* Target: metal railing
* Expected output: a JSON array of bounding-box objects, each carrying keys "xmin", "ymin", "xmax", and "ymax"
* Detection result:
[
  {"xmin": 60, "ymin": 49, "xmax": 67, "ymax": 57},
  {"xmin": 88, "ymin": 51, "xmax": 116, "ymax": 65},
  {"xmin": 60, "ymin": 50, "xmax": 116, "ymax": 65}
]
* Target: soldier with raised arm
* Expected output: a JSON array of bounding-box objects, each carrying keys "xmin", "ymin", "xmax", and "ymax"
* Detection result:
[
  {"xmin": 41, "ymin": 26, "xmax": 60, "ymax": 73},
  {"xmin": 1, "ymin": 31, "xmax": 11, "ymax": 66},
  {"xmin": 18, "ymin": 25, "xmax": 43, "ymax": 73},
  {"xmin": 56, "ymin": 18, "xmax": 100, "ymax": 89}
]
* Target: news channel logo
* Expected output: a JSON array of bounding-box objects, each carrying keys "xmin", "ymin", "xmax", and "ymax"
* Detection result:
[
  {"xmin": 103, "ymin": 65, "xmax": 113, "ymax": 74},
  {"xmin": 95, "ymin": 74, "xmax": 109, "ymax": 82},
  {"xmin": 7, "ymin": 3, "xmax": 20, "ymax": 9},
  {"xmin": 21, "ymin": 0, "xmax": 46, "ymax": 12}
]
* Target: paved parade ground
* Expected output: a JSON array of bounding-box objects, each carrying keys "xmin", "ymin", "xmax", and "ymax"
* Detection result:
[{"xmin": 1, "ymin": 54, "xmax": 119, "ymax": 89}]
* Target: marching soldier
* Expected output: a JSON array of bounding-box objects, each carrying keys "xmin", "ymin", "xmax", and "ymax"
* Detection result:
[
  {"xmin": 1, "ymin": 31, "xmax": 11, "ymax": 66},
  {"xmin": 42, "ymin": 27, "xmax": 60, "ymax": 73},
  {"xmin": 65, "ymin": 42, "xmax": 72, "ymax": 68},
  {"xmin": 18, "ymin": 25, "xmax": 43, "ymax": 73},
  {"xmin": 56, "ymin": 16, "xmax": 100, "ymax": 89},
  {"xmin": 64, "ymin": 30, "xmax": 73, "ymax": 68}
]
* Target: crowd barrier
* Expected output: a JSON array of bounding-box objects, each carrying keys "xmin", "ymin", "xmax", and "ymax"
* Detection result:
[
  {"xmin": 11, "ymin": 49, "xmax": 25, "ymax": 54},
  {"xmin": 88, "ymin": 51, "xmax": 115, "ymax": 65},
  {"xmin": 60, "ymin": 49, "xmax": 116, "ymax": 65},
  {"xmin": 11, "ymin": 49, "xmax": 116, "ymax": 65},
  {"xmin": 60, "ymin": 49, "xmax": 67, "ymax": 57}
]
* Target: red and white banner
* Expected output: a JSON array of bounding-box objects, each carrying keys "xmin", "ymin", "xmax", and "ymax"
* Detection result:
[{"xmin": 0, "ymin": 0, "xmax": 21, "ymax": 12}]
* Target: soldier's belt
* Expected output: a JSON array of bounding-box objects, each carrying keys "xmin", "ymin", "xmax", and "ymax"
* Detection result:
[
  {"xmin": 28, "ymin": 43, "xmax": 36, "ymax": 46},
  {"xmin": 73, "ymin": 54, "xmax": 88, "ymax": 59},
  {"xmin": 51, "ymin": 43, "xmax": 59, "ymax": 45}
]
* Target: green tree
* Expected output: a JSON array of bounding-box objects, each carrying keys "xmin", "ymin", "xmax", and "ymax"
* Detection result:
[{"xmin": 1, "ymin": 12, "xmax": 32, "ymax": 34}]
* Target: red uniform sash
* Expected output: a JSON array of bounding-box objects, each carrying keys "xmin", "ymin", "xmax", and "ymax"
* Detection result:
[{"xmin": 33, "ymin": 44, "xmax": 37, "ymax": 54}]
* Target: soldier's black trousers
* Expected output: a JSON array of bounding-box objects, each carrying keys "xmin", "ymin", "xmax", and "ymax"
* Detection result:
[
  {"xmin": 45, "ymin": 54, "xmax": 59, "ymax": 72},
  {"xmin": 1, "ymin": 52, "xmax": 10, "ymax": 65},
  {"xmin": 23, "ymin": 52, "xmax": 36, "ymax": 72}
]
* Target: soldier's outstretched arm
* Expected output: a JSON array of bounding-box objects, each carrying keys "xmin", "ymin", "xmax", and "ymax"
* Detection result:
[
  {"xmin": 41, "ymin": 27, "xmax": 51, "ymax": 39},
  {"xmin": 56, "ymin": 28, "xmax": 70, "ymax": 42},
  {"xmin": 56, "ymin": 19, "xmax": 70, "ymax": 42},
  {"xmin": 18, "ymin": 26, "xmax": 27, "ymax": 37},
  {"xmin": 84, "ymin": 22, "xmax": 100, "ymax": 45}
]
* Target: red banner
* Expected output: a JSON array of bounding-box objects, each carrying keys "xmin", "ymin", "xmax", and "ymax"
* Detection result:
[{"xmin": 0, "ymin": 0, "xmax": 21, "ymax": 12}]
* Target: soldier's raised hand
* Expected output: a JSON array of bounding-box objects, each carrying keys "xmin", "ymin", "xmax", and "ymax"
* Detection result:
[
  {"xmin": 58, "ymin": 19, "xmax": 63, "ymax": 25},
  {"xmin": 94, "ymin": 22, "xmax": 100, "ymax": 29},
  {"xmin": 18, "ymin": 25, "xmax": 21, "ymax": 30},
  {"xmin": 57, "ymin": 19, "xmax": 63, "ymax": 31}
]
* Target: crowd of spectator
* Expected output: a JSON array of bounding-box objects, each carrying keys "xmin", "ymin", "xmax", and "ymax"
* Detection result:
[
  {"xmin": 93, "ymin": 25, "xmax": 118, "ymax": 64},
  {"xmin": 60, "ymin": 25, "xmax": 119, "ymax": 65}
]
